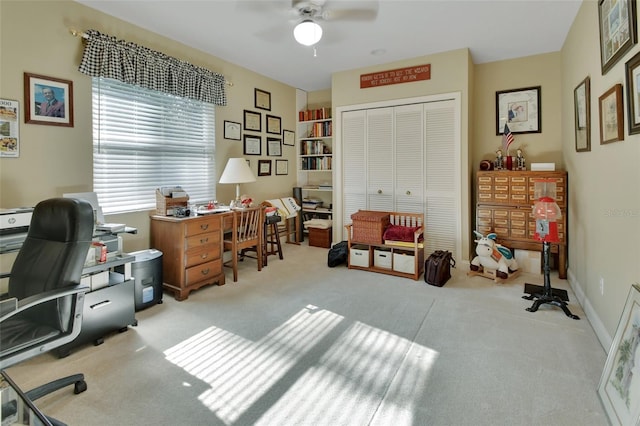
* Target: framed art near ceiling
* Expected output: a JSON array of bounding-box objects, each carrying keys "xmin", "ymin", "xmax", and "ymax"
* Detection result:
[
  {"xmin": 255, "ymin": 88, "xmax": 271, "ymax": 111},
  {"xmin": 23, "ymin": 73, "xmax": 73, "ymax": 127},
  {"xmin": 599, "ymin": 83, "xmax": 624, "ymax": 144},
  {"xmin": 243, "ymin": 134, "xmax": 261, "ymax": 155},
  {"xmin": 266, "ymin": 114, "xmax": 282, "ymax": 135},
  {"xmin": 267, "ymin": 137, "xmax": 282, "ymax": 156},
  {"xmin": 0, "ymin": 98, "xmax": 20, "ymax": 158},
  {"xmin": 258, "ymin": 159, "xmax": 271, "ymax": 176},
  {"xmin": 598, "ymin": 284, "xmax": 640, "ymax": 426},
  {"xmin": 599, "ymin": 0, "xmax": 638, "ymax": 75},
  {"xmin": 574, "ymin": 77, "xmax": 591, "ymax": 152},
  {"xmin": 276, "ymin": 159, "xmax": 288, "ymax": 175},
  {"xmin": 223, "ymin": 120, "xmax": 241, "ymax": 140},
  {"xmin": 283, "ymin": 129, "xmax": 295, "ymax": 146},
  {"xmin": 495, "ymin": 86, "xmax": 541, "ymax": 134},
  {"xmin": 243, "ymin": 110, "xmax": 261, "ymax": 132},
  {"xmin": 626, "ymin": 51, "xmax": 640, "ymax": 134}
]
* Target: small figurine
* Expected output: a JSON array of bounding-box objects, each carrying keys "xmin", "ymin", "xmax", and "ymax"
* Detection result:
[
  {"xmin": 494, "ymin": 149, "xmax": 505, "ymax": 170},
  {"xmin": 515, "ymin": 148, "xmax": 526, "ymax": 171}
]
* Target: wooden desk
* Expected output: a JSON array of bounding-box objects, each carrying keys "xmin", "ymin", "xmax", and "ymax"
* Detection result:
[{"xmin": 150, "ymin": 213, "xmax": 225, "ymax": 301}]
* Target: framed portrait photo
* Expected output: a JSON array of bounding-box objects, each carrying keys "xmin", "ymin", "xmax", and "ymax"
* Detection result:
[
  {"xmin": 626, "ymin": 51, "xmax": 640, "ymax": 134},
  {"xmin": 599, "ymin": 83, "xmax": 624, "ymax": 144},
  {"xmin": 276, "ymin": 159, "xmax": 288, "ymax": 175},
  {"xmin": 224, "ymin": 120, "xmax": 241, "ymax": 140},
  {"xmin": 598, "ymin": 284, "xmax": 640, "ymax": 426},
  {"xmin": 243, "ymin": 110, "xmax": 261, "ymax": 132},
  {"xmin": 243, "ymin": 134, "xmax": 262, "ymax": 156},
  {"xmin": 599, "ymin": 0, "xmax": 638, "ymax": 75},
  {"xmin": 283, "ymin": 129, "xmax": 295, "ymax": 146},
  {"xmin": 496, "ymin": 86, "xmax": 541, "ymax": 134},
  {"xmin": 266, "ymin": 114, "xmax": 281, "ymax": 135},
  {"xmin": 267, "ymin": 137, "xmax": 282, "ymax": 156},
  {"xmin": 23, "ymin": 73, "xmax": 73, "ymax": 127},
  {"xmin": 574, "ymin": 77, "xmax": 591, "ymax": 152},
  {"xmin": 258, "ymin": 159, "xmax": 271, "ymax": 176},
  {"xmin": 255, "ymin": 88, "xmax": 271, "ymax": 111}
]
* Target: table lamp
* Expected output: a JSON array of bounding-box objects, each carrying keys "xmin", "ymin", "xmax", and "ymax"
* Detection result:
[{"xmin": 219, "ymin": 158, "xmax": 256, "ymax": 208}]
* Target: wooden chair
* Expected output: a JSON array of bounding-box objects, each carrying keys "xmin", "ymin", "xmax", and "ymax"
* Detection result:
[{"xmin": 223, "ymin": 206, "xmax": 264, "ymax": 282}]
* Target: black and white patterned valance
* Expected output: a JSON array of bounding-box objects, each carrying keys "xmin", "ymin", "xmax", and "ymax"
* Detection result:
[{"xmin": 78, "ymin": 29, "xmax": 227, "ymax": 106}]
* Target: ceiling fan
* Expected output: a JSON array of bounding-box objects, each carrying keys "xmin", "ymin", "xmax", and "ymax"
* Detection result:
[{"xmin": 289, "ymin": 0, "xmax": 379, "ymax": 46}]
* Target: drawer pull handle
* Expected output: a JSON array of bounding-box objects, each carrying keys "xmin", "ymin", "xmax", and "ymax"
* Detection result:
[
  {"xmin": 200, "ymin": 238, "xmax": 209, "ymax": 244},
  {"xmin": 200, "ymin": 224, "xmax": 209, "ymax": 230},
  {"xmin": 90, "ymin": 300, "xmax": 112, "ymax": 310},
  {"xmin": 200, "ymin": 253, "xmax": 209, "ymax": 259},
  {"xmin": 201, "ymin": 268, "xmax": 210, "ymax": 275}
]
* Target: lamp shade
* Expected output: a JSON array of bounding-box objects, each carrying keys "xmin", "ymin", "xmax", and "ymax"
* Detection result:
[
  {"xmin": 294, "ymin": 20, "xmax": 323, "ymax": 46},
  {"xmin": 219, "ymin": 158, "xmax": 256, "ymax": 184}
]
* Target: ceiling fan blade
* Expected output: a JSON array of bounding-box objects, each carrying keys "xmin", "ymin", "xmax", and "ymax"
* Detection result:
[{"xmin": 321, "ymin": 8, "xmax": 378, "ymax": 21}]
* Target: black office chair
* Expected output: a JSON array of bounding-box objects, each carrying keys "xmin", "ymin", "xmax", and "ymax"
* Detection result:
[{"xmin": 0, "ymin": 197, "xmax": 95, "ymax": 423}]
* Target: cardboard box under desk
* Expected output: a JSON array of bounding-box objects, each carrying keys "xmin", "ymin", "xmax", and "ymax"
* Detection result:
[{"xmin": 308, "ymin": 227, "xmax": 331, "ymax": 248}]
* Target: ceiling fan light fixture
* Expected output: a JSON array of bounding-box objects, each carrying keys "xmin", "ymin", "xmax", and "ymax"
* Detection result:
[{"xmin": 294, "ymin": 19, "xmax": 323, "ymax": 46}]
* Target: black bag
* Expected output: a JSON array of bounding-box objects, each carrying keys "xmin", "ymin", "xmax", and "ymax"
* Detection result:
[
  {"xmin": 327, "ymin": 241, "xmax": 348, "ymax": 267},
  {"xmin": 424, "ymin": 250, "xmax": 455, "ymax": 286}
]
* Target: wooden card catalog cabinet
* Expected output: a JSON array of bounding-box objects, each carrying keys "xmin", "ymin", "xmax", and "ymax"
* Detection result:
[{"xmin": 476, "ymin": 170, "xmax": 568, "ymax": 278}]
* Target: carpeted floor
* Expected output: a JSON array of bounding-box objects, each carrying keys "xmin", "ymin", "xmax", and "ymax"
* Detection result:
[{"xmin": 7, "ymin": 241, "xmax": 608, "ymax": 425}]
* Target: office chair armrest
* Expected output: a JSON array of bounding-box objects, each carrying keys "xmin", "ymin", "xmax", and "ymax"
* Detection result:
[
  {"xmin": 0, "ymin": 297, "xmax": 18, "ymax": 316},
  {"xmin": 0, "ymin": 286, "xmax": 88, "ymax": 322}
]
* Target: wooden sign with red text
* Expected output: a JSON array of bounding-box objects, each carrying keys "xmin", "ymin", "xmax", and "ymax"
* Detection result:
[{"xmin": 360, "ymin": 64, "xmax": 431, "ymax": 89}]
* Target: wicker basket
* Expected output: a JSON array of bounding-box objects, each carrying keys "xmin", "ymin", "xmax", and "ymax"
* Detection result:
[
  {"xmin": 350, "ymin": 210, "xmax": 390, "ymax": 244},
  {"xmin": 156, "ymin": 190, "xmax": 189, "ymax": 216}
]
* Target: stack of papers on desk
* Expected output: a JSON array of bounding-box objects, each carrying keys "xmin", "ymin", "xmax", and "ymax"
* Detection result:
[{"xmin": 96, "ymin": 223, "xmax": 126, "ymax": 233}]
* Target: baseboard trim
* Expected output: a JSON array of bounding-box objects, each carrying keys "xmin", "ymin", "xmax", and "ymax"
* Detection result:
[{"xmin": 568, "ymin": 268, "xmax": 611, "ymax": 354}]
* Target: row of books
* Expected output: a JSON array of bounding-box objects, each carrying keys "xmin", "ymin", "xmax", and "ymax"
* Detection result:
[
  {"xmin": 303, "ymin": 121, "xmax": 332, "ymax": 138},
  {"xmin": 298, "ymin": 108, "xmax": 331, "ymax": 122},
  {"xmin": 301, "ymin": 157, "xmax": 332, "ymax": 171},
  {"xmin": 300, "ymin": 140, "xmax": 331, "ymax": 155}
]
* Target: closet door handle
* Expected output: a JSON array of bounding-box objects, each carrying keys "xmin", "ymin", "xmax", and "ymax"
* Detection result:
[
  {"xmin": 406, "ymin": 190, "xmax": 411, "ymax": 195},
  {"xmin": 377, "ymin": 189, "xmax": 382, "ymax": 194}
]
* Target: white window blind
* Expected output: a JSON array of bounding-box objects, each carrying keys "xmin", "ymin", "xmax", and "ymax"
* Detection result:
[{"xmin": 92, "ymin": 77, "xmax": 216, "ymax": 214}]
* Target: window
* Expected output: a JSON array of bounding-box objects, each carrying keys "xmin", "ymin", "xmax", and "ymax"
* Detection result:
[{"xmin": 92, "ymin": 77, "xmax": 216, "ymax": 214}]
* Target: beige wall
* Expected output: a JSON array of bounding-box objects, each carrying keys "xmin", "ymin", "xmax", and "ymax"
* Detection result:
[
  {"xmin": 561, "ymin": 1, "xmax": 640, "ymax": 346},
  {"xmin": 0, "ymin": 1, "xmax": 297, "ymax": 252}
]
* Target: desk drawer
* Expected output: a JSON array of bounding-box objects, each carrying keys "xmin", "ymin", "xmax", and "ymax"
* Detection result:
[
  {"xmin": 185, "ymin": 259, "xmax": 222, "ymax": 286},
  {"xmin": 186, "ymin": 230, "xmax": 220, "ymax": 250},
  {"xmin": 185, "ymin": 217, "xmax": 220, "ymax": 237},
  {"xmin": 185, "ymin": 244, "xmax": 220, "ymax": 268}
]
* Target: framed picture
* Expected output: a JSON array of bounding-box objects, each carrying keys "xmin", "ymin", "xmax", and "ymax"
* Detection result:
[
  {"xmin": 223, "ymin": 120, "xmax": 241, "ymax": 140},
  {"xmin": 243, "ymin": 134, "xmax": 261, "ymax": 155},
  {"xmin": 496, "ymin": 86, "xmax": 541, "ymax": 134},
  {"xmin": 0, "ymin": 98, "xmax": 20, "ymax": 158},
  {"xmin": 276, "ymin": 159, "xmax": 288, "ymax": 175},
  {"xmin": 258, "ymin": 159, "xmax": 271, "ymax": 176},
  {"xmin": 599, "ymin": 0, "xmax": 638, "ymax": 75},
  {"xmin": 266, "ymin": 114, "xmax": 281, "ymax": 135},
  {"xmin": 626, "ymin": 51, "xmax": 640, "ymax": 134},
  {"xmin": 255, "ymin": 88, "xmax": 271, "ymax": 111},
  {"xmin": 267, "ymin": 137, "xmax": 282, "ymax": 156},
  {"xmin": 283, "ymin": 129, "xmax": 295, "ymax": 146},
  {"xmin": 23, "ymin": 73, "xmax": 73, "ymax": 127},
  {"xmin": 243, "ymin": 110, "xmax": 261, "ymax": 132},
  {"xmin": 574, "ymin": 77, "xmax": 591, "ymax": 152},
  {"xmin": 599, "ymin": 83, "xmax": 624, "ymax": 144},
  {"xmin": 598, "ymin": 284, "xmax": 640, "ymax": 425}
]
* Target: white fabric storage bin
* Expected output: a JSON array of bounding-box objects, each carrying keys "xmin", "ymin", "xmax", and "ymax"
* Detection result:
[
  {"xmin": 374, "ymin": 249, "xmax": 392, "ymax": 269},
  {"xmin": 393, "ymin": 251, "xmax": 415, "ymax": 274},
  {"xmin": 350, "ymin": 245, "xmax": 370, "ymax": 268}
]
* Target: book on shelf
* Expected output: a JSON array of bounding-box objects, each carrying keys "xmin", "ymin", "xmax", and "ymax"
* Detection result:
[{"xmin": 298, "ymin": 108, "xmax": 332, "ymax": 122}]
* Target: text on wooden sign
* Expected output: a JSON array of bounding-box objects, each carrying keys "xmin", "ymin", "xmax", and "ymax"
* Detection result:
[{"xmin": 360, "ymin": 64, "xmax": 431, "ymax": 89}]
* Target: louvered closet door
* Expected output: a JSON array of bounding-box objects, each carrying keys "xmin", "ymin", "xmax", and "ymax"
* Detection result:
[
  {"xmin": 394, "ymin": 104, "xmax": 424, "ymax": 213},
  {"xmin": 367, "ymin": 107, "xmax": 394, "ymax": 211},
  {"xmin": 342, "ymin": 110, "xmax": 367, "ymax": 223},
  {"xmin": 424, "ymin": 99, "xmax": 458, "ymax": 256}
]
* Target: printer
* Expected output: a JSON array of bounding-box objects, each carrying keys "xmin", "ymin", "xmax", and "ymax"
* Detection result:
[{"xmin": 0, "ymin": 207, "xmax": 33, "ymax": 253}]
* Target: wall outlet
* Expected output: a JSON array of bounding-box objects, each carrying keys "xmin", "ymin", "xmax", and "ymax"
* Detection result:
[{"xmin": 600, "ymin": 277, "xmax": 605, "ymax": 296}]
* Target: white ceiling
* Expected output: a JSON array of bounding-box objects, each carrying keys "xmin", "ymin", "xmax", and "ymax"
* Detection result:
[{"xmin": 75, "ymin": 0, "xmax": 582, "ymax": 92}]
